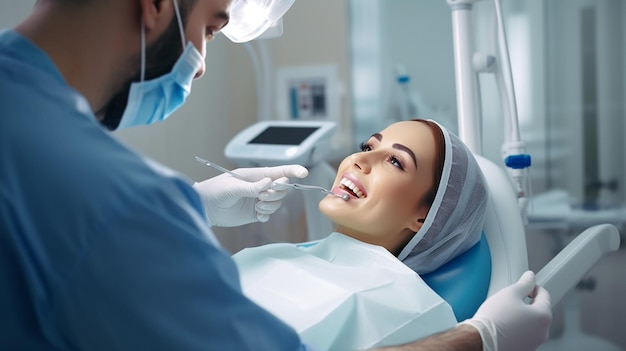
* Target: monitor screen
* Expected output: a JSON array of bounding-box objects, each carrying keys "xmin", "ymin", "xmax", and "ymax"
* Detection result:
[{"xmin": 247, "ymin": 126, "xmax": 319, "ymax": 145}]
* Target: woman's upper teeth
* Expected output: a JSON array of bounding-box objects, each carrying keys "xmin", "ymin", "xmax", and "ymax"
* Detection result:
[{"xmin": 340, "ymin": 178, "xmax": 364, "ymax": 198}]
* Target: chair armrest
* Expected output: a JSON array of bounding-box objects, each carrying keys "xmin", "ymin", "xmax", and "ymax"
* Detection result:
[{"xmin": 535, "ymin": 224, "xmax": 620, "ymax": 305}]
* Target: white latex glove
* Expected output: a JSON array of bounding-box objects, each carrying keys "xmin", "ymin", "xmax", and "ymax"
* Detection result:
[
  {"xmin": 460, "ymin": 271, "xmax": 552, "ymax": 351},
  {"xmin": 193, "ymin": 165, "xmax": 308, "ymax": 227}
]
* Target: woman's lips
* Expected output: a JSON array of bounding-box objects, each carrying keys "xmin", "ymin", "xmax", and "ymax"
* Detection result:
[{"xmin": 333, "ymin": 173, "xmax": 366, "ymax": 199}]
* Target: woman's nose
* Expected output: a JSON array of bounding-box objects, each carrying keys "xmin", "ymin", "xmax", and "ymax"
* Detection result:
[{"xmin": 351, "ymin": 153, "xmax": 371, "ymax": 173}]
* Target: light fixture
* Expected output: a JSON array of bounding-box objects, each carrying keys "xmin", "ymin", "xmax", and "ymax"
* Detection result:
[{"xmin": 221, "ymin": 0, "xmax": 296, "ymax": 43}]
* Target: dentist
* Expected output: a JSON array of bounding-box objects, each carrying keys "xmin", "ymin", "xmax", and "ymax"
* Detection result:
[{"xmin": 0, "ymin": 0, "xmax": 550, "ymax": 350}]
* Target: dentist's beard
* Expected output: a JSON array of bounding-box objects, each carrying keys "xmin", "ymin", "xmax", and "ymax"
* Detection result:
[{"xmin": 98, "ymin": 19, "xmax": 184, "ymax": 130}]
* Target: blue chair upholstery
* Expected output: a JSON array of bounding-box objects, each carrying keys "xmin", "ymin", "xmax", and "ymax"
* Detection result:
[{"xmin": 422, "ymin": 233, "xmax": 491, "ymax": 322}]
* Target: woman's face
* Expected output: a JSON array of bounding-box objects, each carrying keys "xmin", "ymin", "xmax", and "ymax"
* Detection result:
[{"xmin": 319, "ymin": 120, "xmax": 438, "ymax": 254}]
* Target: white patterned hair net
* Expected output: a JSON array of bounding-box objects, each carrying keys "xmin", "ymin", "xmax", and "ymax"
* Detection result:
[{"xmin": 397, "ymin": 120, "xmax": 487, "ymax": 275}]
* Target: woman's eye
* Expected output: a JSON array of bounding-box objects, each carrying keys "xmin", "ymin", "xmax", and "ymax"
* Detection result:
[
  {"xmin": 388, "ymin": 155, "xmax": 405, "ymax": 171},
  {"xmin": 359, "ymin": 142, "xmax": 372, "ymax": 152}
]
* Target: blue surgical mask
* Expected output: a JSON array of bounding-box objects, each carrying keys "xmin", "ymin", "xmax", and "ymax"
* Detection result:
[{"xmin": 118, "ymin": 0, "xmax": 202, "ymax": 129}]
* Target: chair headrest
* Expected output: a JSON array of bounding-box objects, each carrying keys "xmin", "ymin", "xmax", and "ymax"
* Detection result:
[{"xmin": 422, "ymin": 233, "xmax": 491, "ymax": 321}]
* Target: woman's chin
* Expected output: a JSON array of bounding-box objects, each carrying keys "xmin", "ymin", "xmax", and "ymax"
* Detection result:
[{"xmin": 318, "ymin": 197, "xmax": 344, "ymax": 218}]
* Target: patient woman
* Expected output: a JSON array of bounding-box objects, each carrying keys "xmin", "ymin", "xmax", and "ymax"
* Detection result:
[{"xmin": 232, "ymin": 119, "xmax": 487, "ymax": 351}]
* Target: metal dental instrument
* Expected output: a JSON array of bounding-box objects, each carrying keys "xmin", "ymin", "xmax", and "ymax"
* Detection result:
[
  {"xmin": 194, "ymin": 156, "xmax": 349, "ymax": 201},
  {"xmin": 277, "ymin": 183, "xmax": 349, "ymax": 201},
  {"xmin": 194, "ymin": 156, "xmax": 252, "ymax": 181}
]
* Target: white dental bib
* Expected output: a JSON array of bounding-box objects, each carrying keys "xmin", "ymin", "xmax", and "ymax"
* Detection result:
[{"xmin": 233, "ymin": 233, "xmax": 457, "ymax": 351}]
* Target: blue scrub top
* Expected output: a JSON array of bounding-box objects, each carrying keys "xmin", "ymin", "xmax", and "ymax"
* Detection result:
[{"xmin": 0, "ymin": 29, "xmax": 307, "ymax": 351}]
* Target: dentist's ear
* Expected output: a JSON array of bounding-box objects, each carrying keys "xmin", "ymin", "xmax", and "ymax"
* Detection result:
[{"xmin": 139, "ymin": 0, "xmax": 172, "ymax": 36}]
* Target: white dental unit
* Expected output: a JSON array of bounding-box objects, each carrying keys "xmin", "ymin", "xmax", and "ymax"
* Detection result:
[
  {"xmin": 225, "ymin": 120, "xmax": 339, "ymax": 240},
  {"xmin": 224, "ymin": 120, "xmax": 336, "ymax": 167}
]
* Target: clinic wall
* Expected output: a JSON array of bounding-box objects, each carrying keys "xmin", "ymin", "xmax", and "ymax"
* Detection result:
[
  {"xmin": 0, "ymin": 0, "xmax": 35, "ymax": 28},
  {"xmin": 0, "ymin": 1, "xmax": 36, "ymax": 26},
  {"xmin": 596, "ymin": 0, "xmax": 625, "ymax": 205}
]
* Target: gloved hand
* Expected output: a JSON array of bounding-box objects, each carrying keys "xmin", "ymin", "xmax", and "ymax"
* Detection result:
[
  {"xmin": 193, "ymin": 165, "xmax": 308, "ymax": 227},
  {"xmin": 460, "ymin": 271, "xmax": 552, "ymax": 351}
]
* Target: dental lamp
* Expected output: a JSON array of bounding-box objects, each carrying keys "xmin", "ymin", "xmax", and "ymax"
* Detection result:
[
  {"xmin": 221, "ymin": 0, "xmax": 296, "ymax": 43},
  {"xmin": 447, "ymin": 0, "xmax": 532, "ymax": 222}
]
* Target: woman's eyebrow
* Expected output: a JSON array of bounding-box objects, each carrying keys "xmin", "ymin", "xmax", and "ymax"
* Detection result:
[
  {"xmin": 371, "ymin": 133, "xmax": 417, "ymax": 168},
  {"xmin": 393, "ymin": 144, "xmax": 417, "ymax": 168}
]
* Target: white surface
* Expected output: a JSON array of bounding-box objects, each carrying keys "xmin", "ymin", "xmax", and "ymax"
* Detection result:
[
  {"xmin": 535, "ymin": 224, "xmax": 620, "ymax": 305},
  {"xmin": 224, "ymin": 120, "xmax": 336, "ymax": 167},
  {"xmin": 528, "ymin": 189, "xmax": 626, "ymax": 230}
]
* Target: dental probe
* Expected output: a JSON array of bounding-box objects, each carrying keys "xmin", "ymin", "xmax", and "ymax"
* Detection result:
[
  {"xmin": 194, "ymin": 156, "xmax": 349, "ymax": 201},
  {"xmin": 277, "ymin": 183, "xmax": 349, "ymax": 201},
  {"xmin": 194, "ymin": 156, "xmax": 251, "ymax": 181}
]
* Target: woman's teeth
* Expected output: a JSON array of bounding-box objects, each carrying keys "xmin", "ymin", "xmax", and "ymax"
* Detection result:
[{"xmin": 340, "ymin": 178, "xmax": 364, "ymax": 198}]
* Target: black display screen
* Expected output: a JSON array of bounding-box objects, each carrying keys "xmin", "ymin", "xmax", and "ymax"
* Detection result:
[{"xmin": 247, "ymin": 126, "xmax": 319, "ymax": 145}]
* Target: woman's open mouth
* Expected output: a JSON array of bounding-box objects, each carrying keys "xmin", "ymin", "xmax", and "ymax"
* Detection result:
[{"xmin": 339, "ymin": 177, "xmax": 365, "ymax": 198}]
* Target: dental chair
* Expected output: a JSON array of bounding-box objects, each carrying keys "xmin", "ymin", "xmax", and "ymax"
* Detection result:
[{"xmin": 422, "ymin": 155, "xmax": 621, "ymax": 322}]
